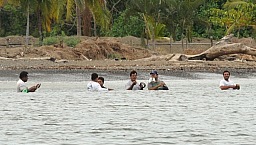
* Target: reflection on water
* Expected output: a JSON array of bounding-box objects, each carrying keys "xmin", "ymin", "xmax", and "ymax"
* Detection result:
[{"xmin": 0, "ymin": 70, "xmax": 256, "ymax": 144}]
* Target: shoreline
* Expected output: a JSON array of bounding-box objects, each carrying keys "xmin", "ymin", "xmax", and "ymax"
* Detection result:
[{"xmin": 1, "ymin": 59, "xmax": 256, "ymax": 72}]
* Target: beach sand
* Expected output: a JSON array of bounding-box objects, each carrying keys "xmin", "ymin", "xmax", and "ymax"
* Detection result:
[{"xmin": 1, "ymin": 59, "xmax": 256, "ymax": 73}]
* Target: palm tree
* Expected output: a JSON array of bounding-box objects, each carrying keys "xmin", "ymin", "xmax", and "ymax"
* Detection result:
[
  {"xmin": 35, "ymin": 0, "xmax": 52, "ymax": 42},
  {"xmin": 0, "ymin": 0, "xmax": 3, "ymax": 35},
  {"xmin": 224, "ymin": 0, "xmax": 256, "ymax": 9},
  {"xmin": 126, "ymin": 0, "xmax": 165, "ymax": 50},
  {"xmin": 86, "ymin": 0, "xmax": 111, "ymax": 36},
  {"xmin": 52, "ymin": 0, "xmax": 85, "ymax": 36},
  {"xmin": 53, "ymin": 0, "xmax": 110, "ymax": 37},
  {"xmin": 163, "ymin": 0, "xmax": 205, "ymax": 50},
  {"xmin": 8, "ymin": 0, "xmax": 37, "ymax": 46},
  {"xmin": 8, "ymin": 0, "xmax": 53, "ymax": 44}
]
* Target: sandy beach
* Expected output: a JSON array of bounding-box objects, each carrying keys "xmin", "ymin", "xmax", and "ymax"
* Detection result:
[
  {"xmin": 1, "ymin": 59, "xmax": 256, "ymax": 74},
  {"xmin": 1, "ymin": 36, "xmax": 256, "ymax": 74}
]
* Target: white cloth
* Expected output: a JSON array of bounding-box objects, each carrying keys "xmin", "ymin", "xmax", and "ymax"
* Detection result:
[
  {"xmin": 125, "ymin": 80, "xmax": 141, "ymax": 90},
  {"xmin": 148, "ymin": 77, "xmax": 156, "ymax": 84},
  {"xmin": 17, "ymin": 79, "xmax": 28, "ymax": 92},
  {"xmin": 219, "ymin": 79, "xmax": 236, "ymax": 90},
  {"xmin": 87, "ymin": 81, "xmax": 108, "ymax": 91}
]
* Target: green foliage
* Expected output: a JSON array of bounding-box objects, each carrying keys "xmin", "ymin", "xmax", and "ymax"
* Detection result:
[
  {"xmin": 64, "ymin": 37, "xmax": 81, "ymax": 47},
  {"xmin": 102, "ymin": 11, "xmax": 145, "ymax": 37},
  {"xmin": 108, "ymin": 54, "xmax": 115, "ymax": 59},
  {"xmin": 1, "ymin": 5, "xmax": 37, "ymax": 37},
  {"xmin": 42, "ymin": 37, "xmax": 59, "ymax": 45},
  {"xmin": 2, "ymin": 0, "xmax": 256, "ymax": 40},
  {"xmin": 209, "ymin": 2, "xmax": 256, "ymax": 37},
  {"xmin": 107, "ymin": 53, "xmax": 121, "ymax": 59}
]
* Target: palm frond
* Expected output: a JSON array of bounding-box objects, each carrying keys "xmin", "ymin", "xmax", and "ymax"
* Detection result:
[
  {"xmin": 66, "ymin": 0, "xmax": 75, "ymax": 21},
  {"xmin": 224, "ymin": 0, "xmax": 247, "ymax": 10},
  {"xmin": 226, "ymin": 23, "xmax": 236, "ymax": 35}
]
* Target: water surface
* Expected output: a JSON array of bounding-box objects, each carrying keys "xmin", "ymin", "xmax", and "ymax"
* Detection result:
[{"xmin": 0, "ymin": 70, "xmax": 255, "ymax": 144}]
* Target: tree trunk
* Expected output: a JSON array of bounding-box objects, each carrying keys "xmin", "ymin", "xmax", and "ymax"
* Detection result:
[
  {"xmin": 170, "ymin": 35, "xmax": 172, "ymax": 52},
  {"xmin": 37, "ymin": 8, "xmax": 43, "ymax": 43},
  {"xmin": 25, "ymin": 5, "xmax": 29, "ymax": 46},
  {"xmin": 0, "ymin": 8, "xmax": 1, "ymax": 36},
  {"xmin": 152, "ymin": 26, "xmax": 155, "ymax": 51},
  {"xmin": 83, "ymin": 0, "xmax": 91, "ymax": 36},
  {"xmin": 181, "ymin": 33, "xmax": 184, "ymax": 51},
  {"xmin": 76, "ymin": 6, "xmax": 81, "ymax": 36},
  {"xmin": 138, "ymin": 34, "xmax": 256, "ymax": 62},
  {"xmin": 92, "ymin": 13, "xmax": 97, "ymax": 37},
  {"xmin": 181, "ymin": 20, "xmax": 185, "ymax": 51}
]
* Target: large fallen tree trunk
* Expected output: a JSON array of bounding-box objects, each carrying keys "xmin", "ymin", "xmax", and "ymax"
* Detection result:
[
  {"xmin": 184, "ymin": 34, "xmax": 256, "ymax": 61},
  {"xmin": 137, "ymin": 34, "xmax": 256, "ymax": 61}
]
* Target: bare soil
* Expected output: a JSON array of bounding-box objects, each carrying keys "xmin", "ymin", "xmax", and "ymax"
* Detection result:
[{"xmin": 1, "ymin": 36, "xmax": 256, "ymax": 71}]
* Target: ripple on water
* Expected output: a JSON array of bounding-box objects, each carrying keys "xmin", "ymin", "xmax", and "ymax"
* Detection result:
[{"xmin": 0, "ymin": 73, "xmax": 256, "ymax": 144}]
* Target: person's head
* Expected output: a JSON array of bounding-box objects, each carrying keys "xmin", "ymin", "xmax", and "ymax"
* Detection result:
[
  {"xmin": 223, "ymin": 70, "xmax": 230, "ymax": 80},
  {"xmin": 130, "ymin": 70, "xmax": 137, "ymax": 81},
  {"xmin": 19, "ymin": 71, "xmax": 28, "ymax": 82},
  {"xmin": 150, "ymin": 70, "xmax": 158, "ymax": 79},
  {"xmin": 98, "ymin": 76, "xmax": 104, "ymax": 87},
  {"xmin": 91, "ymin": 73, "xmax": 98, "ymax": 81}
]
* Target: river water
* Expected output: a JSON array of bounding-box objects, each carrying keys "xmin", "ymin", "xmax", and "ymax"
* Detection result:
[{"xmin": 0, "ymin": 70, "xmax": 256, "ymax": 144}]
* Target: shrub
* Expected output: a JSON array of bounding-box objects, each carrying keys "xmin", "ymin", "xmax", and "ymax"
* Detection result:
[
  {"xmin": 64, "ymin": 37, "xmax": 81, "ymax": 47},
  {"xmin": 108, "ymin": 54, "xmax": 115, "ymax": 59},
  {"xmin": 42, "ymin": 37, "xmax": 59, "ymax": 45}
]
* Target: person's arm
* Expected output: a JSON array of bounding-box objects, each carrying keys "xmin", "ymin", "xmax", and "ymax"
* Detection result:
[
  {"xmin": 95, "ymin": 83, "xmax": 108, "ymax": 91},
  {"xmin": 234, "ymin": 84, "xmax": 240, "ymax": 90},
  {"xmin": 149, "ymin": 82, "xmax": 165, "ymax": 90},
  {"xmin": 220, "ymin": 85, "xmax": 236, "ymax": 90},
  {"xmin": 27, "ymin": 84, "xmax": 40, "ymax": 92},
  {"xmin": 108, "ymin": 88, "xmax": 114, "ymax": 91},
  {"xmin": 126, "ymin": 81, "xmax": 136, "ymax": 90},
  {"xmin": 27, "ymin": 86, "xmax": 37, "ymax": 92}
]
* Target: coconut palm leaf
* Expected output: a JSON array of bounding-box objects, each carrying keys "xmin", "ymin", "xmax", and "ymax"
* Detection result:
[
  {"xmin": 226, "ymin": 23, "xmax": 236, "ymax": 35},
  {"xmin": 87, "ymin": 0, "xmax": 111, "ymax": 31},
  {"xmin": 224, "ymin": 0, "xmax": 248, "ymax": 10}
]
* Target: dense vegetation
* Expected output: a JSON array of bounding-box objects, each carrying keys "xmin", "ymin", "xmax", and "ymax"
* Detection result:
[{"xmin": 0, "ymin": 0, "xmax": 256, "ymax": 43}]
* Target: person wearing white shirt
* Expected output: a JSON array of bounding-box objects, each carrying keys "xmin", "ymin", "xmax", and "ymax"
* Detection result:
[
  {"xmin": 125, "ymin": 70, "xmax": 144, "ymax": 90},
  {"xmin": 87, "ymin": 73, "xmax": 110, "ymax": 91},
  {"xmin": 17, "ymin": 71, "xmax": 41, "ymax": 93},
  {"xmin": 220, "ymin": 70, "xmax": 240, "ymax": 90}
]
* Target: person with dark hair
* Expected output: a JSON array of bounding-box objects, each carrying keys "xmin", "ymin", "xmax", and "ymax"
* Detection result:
[
  {"xmin": 87, "ymin": 73, "xmax": 111, "ymax": 91},
  {"xmin": 148, "ymin": 70, "xmax": 168, "ymax": 90},
  {"xmin": 17, "ymin": 71, "xmax": 41, "ymax": 93},
  {"xmin": 125, "ymin": 70, "xmax": 144, "ymax": 90},
  {"xmin": 98, "ymin": 76, "xmax": 114, "ymax": 90},
  {"xmin": 220, "ymin": 70, "xmax": 240, "ymax": 90}
]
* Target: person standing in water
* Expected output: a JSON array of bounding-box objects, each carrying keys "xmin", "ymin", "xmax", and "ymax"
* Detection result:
[
  {"xmin": 220, "ymin": 70, "xmax": 240, "ymax": 90},
  {"xmin": 125, "ymin": 70, "xmax": 144, "ymax": 90},
  {"xmin": 98, "ymin": 76, "xmax": 114, "ymax": 90},
  {"xmin": 148, "ymin": 70, "xmax": 168, "ymax": 90},
  {"xmin": 17, "ymin": 71, "xmax": 41, "ymax": 93},
  {"xmin": 87, "ymin": 73, "xmax": 112, "ymax": 91}
]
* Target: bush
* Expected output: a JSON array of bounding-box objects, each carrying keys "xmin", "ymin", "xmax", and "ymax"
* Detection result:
[
  {"xmin": 64, "ymin": 37, "xmax": 81, "ymax": 47},
  {"xmin": 108, "ymin": 54, "xmax": 115, "ymax": 59},
  {"xmin": 42, "ymin": 37, "xmax": 59, "ymax": 45}
]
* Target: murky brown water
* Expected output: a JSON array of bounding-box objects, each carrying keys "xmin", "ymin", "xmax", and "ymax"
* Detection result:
[{"xmin": 0, "ymin": 70, "xmax": 256, "ymax": 144}]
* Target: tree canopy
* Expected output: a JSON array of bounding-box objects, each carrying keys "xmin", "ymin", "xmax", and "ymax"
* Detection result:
[{"xmin": 1, "ymin": 0, "xmax": 256, "ymax": 40}]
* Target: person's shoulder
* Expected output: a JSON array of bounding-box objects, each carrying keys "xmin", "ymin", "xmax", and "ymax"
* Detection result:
[
  {"xmin": 17, "ymin": 79, "xmax": 24, "ymax": 84},
  {"xmin": 126, "ymin": 80, "xmax": 132, "ymax": 84}
]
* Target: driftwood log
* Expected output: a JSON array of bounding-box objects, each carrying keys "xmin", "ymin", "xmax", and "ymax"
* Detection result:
[
  {"xmin": 184, "ymin": 34, "xmax": 256, "ymax": 61},
  {"xmin": 137, "ymin": 34, "xmax": 256, "ymax": 61}
]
